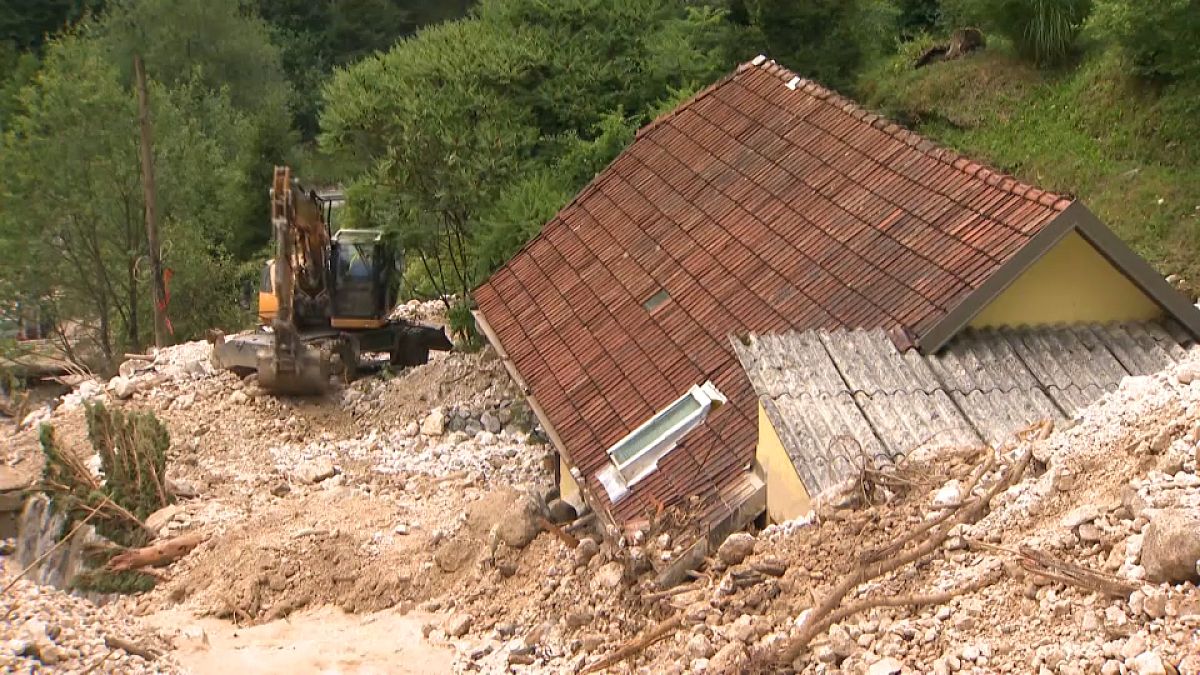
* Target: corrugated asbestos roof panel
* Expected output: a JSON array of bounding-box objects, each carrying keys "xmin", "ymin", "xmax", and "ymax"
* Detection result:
[
  {"xmin": 853, "ymin": 391, "xmax": 981, "ymax": 457},
  {"xmin": 764, "ymin": 394, "xmax": 883, "ymax": 496},
  {"xmin": 734, "ymin": 321, "xmax": 1194, "ymax": 499},
  {"xmin": 950, "ymin": 389, "xmax": 1065, "ymax": 447},
  {"xmin": 476, "ymin": 54, "xmax": 1078, "ymax": 527}
]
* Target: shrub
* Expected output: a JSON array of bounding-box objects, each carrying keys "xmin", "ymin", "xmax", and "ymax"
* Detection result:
[
  {"xmin": 943, "ymin": 0, "xmax": 1093, "ymax": 66},
  {"xmin": 1092, "ymin": 0, "xmax": 1200, "ymax": 81}
]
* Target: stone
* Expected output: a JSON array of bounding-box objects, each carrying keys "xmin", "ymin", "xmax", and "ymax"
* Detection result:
[
  {"xmin": 444, "ymin": 614, "xmax": 473, "ymax": 638},
  {"xmin": 108, "ymin": 376, "xmax": 136, "ymax": 399},
  {"xmin": 1142, "ymin": 591, "xmax": 1167, "ymax": 619},
  {"xmin": 716, "ymin": 532, "xmax": 755, "ymax": 566},
  {"xmin": 932, "ymin": 479, "xmax": 963, "ymax": 508},
  {"xmin": 421, "ymin": 409, "xmax": 446, "ymax": 436},
  {"xmin": 0, "ymin": 466, "xmax": 31, "ymax": 493},
  {"xmin": 564, "ymin": 610, "xmax": 593, "ymax": 629},
  {"xmin": 574, "ymin": 538, "xmax": 599, "ymax": 568},
  {"xmin": 270, "ymin": 482, "xmax": 291, "ymax": 497},
  {"xmin": 547, "ymin": 499, "xmax": 577, "ymax": 525},
  {"xmin": 686, "ymin": 633, "xmax": 714, "ymax": 659},
  {"xmin": 481, "ymin": 411, "xmax": 502, "ymax": 434},
  {"xmin": 1130, "ymin": 651, "xmax": 1167, "ymax": 675},
  {"xmin": 868, "ymin": 657, "xmax": 904, "ymax": 675},
  {"xmin": 145, "ymin": 504, "xmax": 181, "ymax": 534},
  {"xmin": 1079, "ymin": 522, "xmax": 1104, "ymax": 543},
  {"xmin": 828, "ymin": 624, "xmax": 856, "ymax": 659},
  {"xmin": 401, "ymin": 421, "xmax": 420, "ymax": 438},
  {"xmin": 168, "ymin": 478, "xmax": 199, "ymax": 499},
  {"xmin": 1141, "ymin": 509, "xmax": 1200, "ymax": 582},
  {"xmin": 295, "ymin": 457, "xmax": 337, "ymax": 484},
  {"xmin": 1175, "ymin": 362, "xmax": 1200, "ymax": 385},
  {"xmin": 594, "ymin": 561, "xmax": 624, "ymax": 589},
  {"xmin": 496, "ymin": 495, "xmax": 540, "ymax": 548},
  {"xmin": 707, "ymin": 642, "xmax": 749, "ymax": 674},
  {"xmin": 229, "ymin": 390, "xmax": 248, "ymax": 405}
]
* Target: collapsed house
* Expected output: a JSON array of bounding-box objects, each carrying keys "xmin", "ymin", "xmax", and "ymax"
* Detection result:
[{"xmin": 473, "ymin": 56, "xmax": 1200, "ymax": 550}]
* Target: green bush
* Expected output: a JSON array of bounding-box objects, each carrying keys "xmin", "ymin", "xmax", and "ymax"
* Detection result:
[
  {"xmin": 742, "ymin": 0, "xmax": 899, "ymax": 88},
  {"xmin": 943, "ymin": 0, "xmax": 1093, "ymax": 66},
  {"xmin": 1092, "ymin": 0, "xmax": 1200, "ymax": 81}
]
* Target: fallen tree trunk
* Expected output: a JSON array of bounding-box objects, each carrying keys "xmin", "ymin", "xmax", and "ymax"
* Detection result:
[{"xmin": 107, "ymin": 532, "xmax": 204, "ymax": 572}]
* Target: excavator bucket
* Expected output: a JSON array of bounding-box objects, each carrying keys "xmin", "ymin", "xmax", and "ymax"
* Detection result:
[{"xmin": 255, "ymin": 345, "xmax": 330, "ymax": 395}]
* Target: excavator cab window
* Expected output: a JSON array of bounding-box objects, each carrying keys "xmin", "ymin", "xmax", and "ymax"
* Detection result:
[{"xmin": 330, "ymin": 230, "xmax": 389, "ymax": 322}]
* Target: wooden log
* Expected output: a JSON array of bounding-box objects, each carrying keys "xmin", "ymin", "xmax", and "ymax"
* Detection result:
[
  {"xmin": 107, "ymin": 532, "xmax": 204, "ymax": 572},
  {"xmin": 536, "ymin": 516, "xmax": 579, "ymax": 549},
  {"xmin": 579, "ymin": 614, "xmax": 682, "ymax": 674},
  {"xmin": 104, "ymin": 635, "xmax": 160, "ymax": 661}
]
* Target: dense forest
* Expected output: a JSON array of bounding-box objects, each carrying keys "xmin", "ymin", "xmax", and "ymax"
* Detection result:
[{"xmin": 1, "ymin": 0, "xmax": 1198, "ymax": 371}]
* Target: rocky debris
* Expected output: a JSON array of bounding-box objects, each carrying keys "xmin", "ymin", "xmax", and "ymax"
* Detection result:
[
  {"xmin": 1141, "ymin": 508, "xmax": 1200, "ymax": 582},
  {"xmin": 0, "ymin": 573, "xmax": 181, "ymax": 674},
  {"xmin": 717, "ymin": 531, "xmax": 755, "ymax": 565}
]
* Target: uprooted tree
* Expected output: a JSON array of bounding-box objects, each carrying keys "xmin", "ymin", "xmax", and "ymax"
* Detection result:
[{"xmin": 39, "ymin": 400, "xmax": 186, "ymax": 592}]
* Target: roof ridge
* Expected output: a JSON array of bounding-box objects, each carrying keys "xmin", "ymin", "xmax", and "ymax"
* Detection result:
[{"xmin": 747, "ymin": 57, "xmax": 1074, "ymax": 213}]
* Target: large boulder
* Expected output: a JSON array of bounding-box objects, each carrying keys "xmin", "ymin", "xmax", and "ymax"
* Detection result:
[
  {"xmin": 1141, "ymin": 509, "xmax": 1200, "ymax": 583},
  {"xmin": 496, "ymin": 494, "xmax": 540, "ymax": 548}
]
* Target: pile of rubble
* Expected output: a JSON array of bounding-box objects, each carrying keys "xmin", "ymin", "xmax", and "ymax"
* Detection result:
[
  {"xmin": 391, "ymin": 298, "xmax": 451, "ymax": 324},
  {"xmin": 427, "ymin": 357, "xmax": 1200, "ymax": 674},
  {"xmin": 0, "ymin": 573, "xmax": 182, "ymax": 674}
]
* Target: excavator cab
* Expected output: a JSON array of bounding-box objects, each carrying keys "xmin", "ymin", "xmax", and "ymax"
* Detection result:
[{"xmin": 330, "ymin": 229, "xmax": 395, "ymax": 329}]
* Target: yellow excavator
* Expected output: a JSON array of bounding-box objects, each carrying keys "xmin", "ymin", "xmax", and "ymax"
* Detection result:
[{"xmin": 211, "ymin": 166, "xmax": 452, "ymax": 394}]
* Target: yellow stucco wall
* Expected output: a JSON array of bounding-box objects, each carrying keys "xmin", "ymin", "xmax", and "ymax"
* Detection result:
[
  {"xmin": 756, "ymin": 403, "xmax": 813, "ymax": 523},
  {"xmin": 969, "ymin": 231, "xmax": 1162, "ymax": 328},
  {"xmin": 559, "ymin": 453, "xmax": 582, "ymax": 509}
]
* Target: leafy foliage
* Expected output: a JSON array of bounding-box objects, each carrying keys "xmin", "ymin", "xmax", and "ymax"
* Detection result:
[
  {"xmin": 0, "ymin": 20, "xmax": 259, "ymax": 366},
  {"xmin": 1092, "ymin": 0, "xmax": 1200, "ymax": 81},
  {"xmin": 739, "ymin": 0, "xmax": 899, "ymax": 88},
  {"xmin": 321, "ymin": 0, "xmax": 742, "ymax": 305}
]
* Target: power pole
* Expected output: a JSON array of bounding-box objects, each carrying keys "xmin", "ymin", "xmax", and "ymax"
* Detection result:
[{"xmin": 133, "ymin": 53, "xmax": 170, "ymax": 348}]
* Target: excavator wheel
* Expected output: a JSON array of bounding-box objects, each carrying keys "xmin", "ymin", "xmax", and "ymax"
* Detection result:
[{"xmin": 256, "ymin": 346, "xmax": 330, "ymax": 396}]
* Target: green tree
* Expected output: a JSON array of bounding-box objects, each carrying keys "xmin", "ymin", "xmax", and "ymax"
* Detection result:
[
  {"xmin": 96, "ymin": 0, "xmax": 296, "ymax": 258},
  {"xmin": 0, "ymin": 33, "xmax": 254, "ymax": 368},
  {"xmin": 740, "ymin": 0, "xmax": 899, "ymax": 88},
  {"xmin": 321, "ymin": 0, "xmax": 745, "ymax": 309},
  {"xmin": 0, "ymin": 0, "xmax": 105, "ymax": 51}
]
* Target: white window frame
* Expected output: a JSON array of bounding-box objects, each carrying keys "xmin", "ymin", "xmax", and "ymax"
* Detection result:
[{"xmin": 595, "ymin": 380, "xmax": 726, "ymax": 503}]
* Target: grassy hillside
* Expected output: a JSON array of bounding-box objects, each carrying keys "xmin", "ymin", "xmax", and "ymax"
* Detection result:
[{"xmin": 857, "ymin": 44, "xmax": 1200, "ymax": 294}]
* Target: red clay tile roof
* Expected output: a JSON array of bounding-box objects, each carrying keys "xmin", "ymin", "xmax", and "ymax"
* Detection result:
[{"xmin": 474, "ymin": 57, "xmax": 1072, "ymax": 527}]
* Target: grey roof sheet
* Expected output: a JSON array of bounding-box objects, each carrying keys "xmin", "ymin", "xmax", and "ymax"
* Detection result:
[{"xmin": 733, "ymin": 320, "xmax": 1195, "ymax": 498}]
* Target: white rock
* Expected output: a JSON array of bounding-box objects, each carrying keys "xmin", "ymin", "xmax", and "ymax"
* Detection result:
[
  {"xmin": 1130, "ymin": 651, "xmax": 1166, "ymax": 675},
  {"xmin": 933, "ymin": 479, "xmax": 963, "ymax": 508},
  {"xmin": 421, "ymin": 409, "xmax": 446, "ymax": 436},
  {"xmin": 295, "ymin": 457, "xmax": 337, "ymax": 484},
  {"xmin": 108, "ymin": 376, "xmax": 137, "ymax": 399},
  {"xmin": 868, "ymin": 657, "xmax": 904, "ymax": 675}
]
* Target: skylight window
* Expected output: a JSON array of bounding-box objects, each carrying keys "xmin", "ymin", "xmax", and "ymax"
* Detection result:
[{"xmin": 596, "ymin": 381, "xmax": 726, "ymax": 503}]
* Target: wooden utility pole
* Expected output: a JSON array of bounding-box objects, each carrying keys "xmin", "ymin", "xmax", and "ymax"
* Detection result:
[{"xmin": 133, "ymin": 54, "xmax": 170, "ymax": 348}]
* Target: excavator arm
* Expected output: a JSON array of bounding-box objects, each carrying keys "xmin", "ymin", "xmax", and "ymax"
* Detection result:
[{"xmin": 258, "ymin": 166, "xmax": 331, "ymax": 393}]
